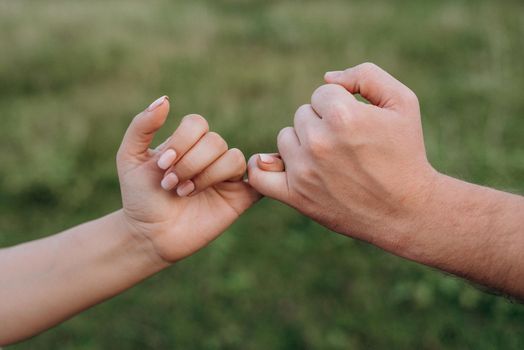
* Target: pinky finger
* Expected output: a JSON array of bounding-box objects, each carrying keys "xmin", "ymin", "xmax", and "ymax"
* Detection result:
[
  {"xmin": 190, "ymin": 148, "xmax": 247, "ymax": 195},
  {"xmin": 257, "ymin": 153, "xmax": 285, "ymax": 172}
]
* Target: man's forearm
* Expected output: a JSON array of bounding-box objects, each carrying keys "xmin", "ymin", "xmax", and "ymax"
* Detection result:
[
  {"xmin": 0, "ymin": 210, "xmax": 168, "ymax": 345},
  {"xmin": 395, "ymin": 175, "xmax": 524, "ymax": 298}
]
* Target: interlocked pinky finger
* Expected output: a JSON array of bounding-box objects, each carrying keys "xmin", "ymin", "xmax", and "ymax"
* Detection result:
[
  {"xmin": 190, "ymin": 148, "xmax": 247, "ymax": 195},
  {"xmin": 257, "ymin": 153, "xmax": 285, "ymax": 172}
]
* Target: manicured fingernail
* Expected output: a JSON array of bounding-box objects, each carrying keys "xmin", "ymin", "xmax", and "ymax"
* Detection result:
[
  {"xmin": 259, "ymin": 154, "xmax": 275, "ymax": 164},
  {"xmin": 157, "ymin": 149, "xmax": 177, "ymax": 170},
  {"xmin": 147, "ymin": 95, "xmax": 168, "ymax": 112},
  {"xmin": 324, "ymin": 71, "xmax": 342, "ymax": 79},
  {"xmin": 161, "ymin": 173, "xmax": 179, "ymax": 191},
  {"xmin": 176, "ymin": 180, "xmax": 195, "ymax": 197}
]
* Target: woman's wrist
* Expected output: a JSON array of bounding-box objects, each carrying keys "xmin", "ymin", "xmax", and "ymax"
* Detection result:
[
  {"xmin": 108, "ymin": 210, "xmax": 172, "ymax": 275},
  {"xmin": 0, "ymin": 210, "xmax": 172, "ymax": 345}
]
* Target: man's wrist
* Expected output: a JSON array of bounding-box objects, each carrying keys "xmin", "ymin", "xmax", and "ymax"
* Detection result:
[
  {"xmin": 373, "ymin": 168, "xmax": 444, "ymax": 258},
  {"xmin": 390, "ymin": 172, "xmax": 524, "ymax": 295},
  {"xmin": 394, "ymin": 173, "xmax": 453, "ymax": 260}
]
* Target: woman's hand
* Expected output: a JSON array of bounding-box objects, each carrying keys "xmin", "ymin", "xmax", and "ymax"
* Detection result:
[{"xmin": 117, "ymin": 96, "xmax": 260, "ymax": 263}]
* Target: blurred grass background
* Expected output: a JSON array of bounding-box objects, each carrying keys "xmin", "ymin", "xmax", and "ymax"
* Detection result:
[{"xmin": 1, "ymin": 0, "xmax": 523, "ymax": 348}]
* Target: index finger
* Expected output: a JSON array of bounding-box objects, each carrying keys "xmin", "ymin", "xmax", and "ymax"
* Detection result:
[
  {"xmin": 156, "ymin": 114, "xmax": 210, "ymax": 169},
  {"xmin": 324, "ymin": 62, "xmax": 418, "ymax": 111},
  {"xmin": 310, "ymin": 84, "xmax": 358, "ymax": 123}
]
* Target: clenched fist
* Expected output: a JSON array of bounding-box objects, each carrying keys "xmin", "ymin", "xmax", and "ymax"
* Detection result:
[{"xmin": 249, "ymin": 63, "xmax": 439, "ymax": 251}]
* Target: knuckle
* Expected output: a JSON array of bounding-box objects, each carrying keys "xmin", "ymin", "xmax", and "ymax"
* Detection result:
[
  {"xmin": 310, "ymin": 85, "xmax": 325, "ymax": 103},
  {"xmin": 294, "ymin": 162, "xmax": 315, "ymax": 182},
  {"xmin": 277, "ymin": 127, "xmax": 297, "ymax": 151},
  {"xmin": 207, "ymin": 131, "xmax": 228, "ymax": 150},
  {"xmin": 183, "ymin": 114, "xmax": 209, "ymax": 132},
  {"xmin": 229, "ymin": 148, "xmax": 246, "ymax": 166},
  {"xmin": 294, "ymin": 104, "xmax": 314, "ymax": 126},
  {"xmin": 294, "ymin": 104, "xmax": 311, "ymax": 120},
  {"xmin": 306, "ymin": 134, "xmax": 329, "ymax": 156},
  {"xmin": 325, "ymin": 101, "xmax": 352, "ymax": 127},
  {"xmin": 229, "ymin": 148, "xmax": 247, "ymax": 175},
  {"xmin": 328, "ymin": 109, "xmax": 361, "ymax": 134},
  {"xmin": 277, "ymin": 127, "xmax": 292, "ymax": 143},
  {"xmin": 311, "ymin": 84, "xmax": 349, "ymax": 114},
  {"xmin": 403, "ymin": 88, "xmax": 419, "ymax": 106},
  {"xmin": 311, "ymin": 84, "xmax": 338, "ymax": 101},
  {"xmin": 248, "ymin": 154, "xmax": 259, "ymax": 167},
  {"xmin": 341, "ymin": 114, "xmax": 360, "ymax": 132},
  {"xmin": 311, "ymin": 84, "xmax": 327, "ymax": 98},
  {"xmin": 297, "ymin": 103, "xmax": 311, "ymax": 112},
  {"xmin": 328, "ymin": 101, "xmax": 349, "ymax": 119},
  {"xmin": 356, "ymin": 62, "xmax": 379, "ymax": 74}
]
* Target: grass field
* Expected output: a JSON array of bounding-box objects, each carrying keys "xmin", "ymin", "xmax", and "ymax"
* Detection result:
[{"xmin": 1, "ymin": 0, "xmax": 524, "ymax": 349}]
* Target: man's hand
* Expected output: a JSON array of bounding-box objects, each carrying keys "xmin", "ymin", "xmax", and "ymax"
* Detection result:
[
  {"xmin": 249, "ymin": 63, "xmax": 524, "ymax": 298},
  {"xmin": 248, "ymin": 63, "xmax": 439, "ymax": 250},
  {"xmin": 117, "ymin": 96, "xmax": 260, "ymax": 263}
]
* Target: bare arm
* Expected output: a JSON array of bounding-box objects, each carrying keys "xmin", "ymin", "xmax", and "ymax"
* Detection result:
[
  {"xmin": 401, "ymin": 175, "xmax": 524, "ymax": 298},
  {"xmin": 0, "ymin": 211, "xmax": 165, "ymax": 344},
  {"xmin": 248, "ymin": 63, "xmax": 524, "ymax": 299},
  {"xmin": 0, "ymin": 96, "xmax": 259, "ymax": 345}
]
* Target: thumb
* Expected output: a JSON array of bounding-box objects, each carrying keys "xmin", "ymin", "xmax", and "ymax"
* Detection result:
[
  {"xmin": 118, "ymin": 96, "xmax": 170, "ymax": 159},
  {"xmin": 247, "ymin": 154, "xmax": 290, "ymax": 203}
]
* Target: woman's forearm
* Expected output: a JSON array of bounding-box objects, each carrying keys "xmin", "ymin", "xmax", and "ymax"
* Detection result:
[
  {"xmin": 397, "ymin": 175, "xmax": 524, "ymax": 298},
  {"xmin": 0, "ymin": 210, "xmax": 168, "ymax": 345}
]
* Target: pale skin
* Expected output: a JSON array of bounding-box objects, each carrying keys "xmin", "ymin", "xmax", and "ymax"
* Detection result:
[
  {"xmin": 0, "ymin": 96, "xmax": 284, "ymax": 345},
  {"xmin": 250, "ymin": 63, "xmax": 524, "ymax": 299}
]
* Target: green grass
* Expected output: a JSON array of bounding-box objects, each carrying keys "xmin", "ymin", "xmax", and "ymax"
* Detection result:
[{"xmin": 1, "ymin": 0, "xmax": 523, "ymax": 348}]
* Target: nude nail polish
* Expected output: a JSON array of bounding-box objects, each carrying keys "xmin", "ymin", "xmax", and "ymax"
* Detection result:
[
  {"xmin": 161, "ymin": 173, "xmax": 179, "ymax": 191},
  {"xmin": 259, "ymin": 154, "xmax": 275, "ymax": 164},
  {"xmin": 177, "ymin": 180, "xmax": 195, "ymax": 197},
  {"xmin": 157, "ymin": 149, "xmax": 177, "ymax": 170},
  {"xmin": 147, "ymin": 95, "xmax": 168, "ymax": 112}
]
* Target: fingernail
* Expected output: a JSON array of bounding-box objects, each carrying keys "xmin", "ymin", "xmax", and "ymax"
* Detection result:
[
  {"xmin": 157, "ymin": 149, "xmax": 177, "ymax": 170},
  {"xmin": 177, "ymin": 180, "xmax": 195, "ymax": 197},
  {"xmin": 259, "ymin": 154, "xmax": 275, "ymax": 164},
  {"xmin": 147, "ymin": 95, "xmax": 168, "ymax": 112},
  {"xmin": 161, "ymin": 173, "xmax": 179, "ymax": 191},
  {"xmin": 324, "ymin": 71, "xmax": 342, "ymax": 80}
]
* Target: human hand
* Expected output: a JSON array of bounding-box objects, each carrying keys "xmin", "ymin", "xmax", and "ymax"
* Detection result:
[
  {"xmin": 248, "ymin": 63, "xmax": 440, "ymax": 251},
  {"xmin": 117, "ymin": 96, "xmax": 260, "ymax": 263}
]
